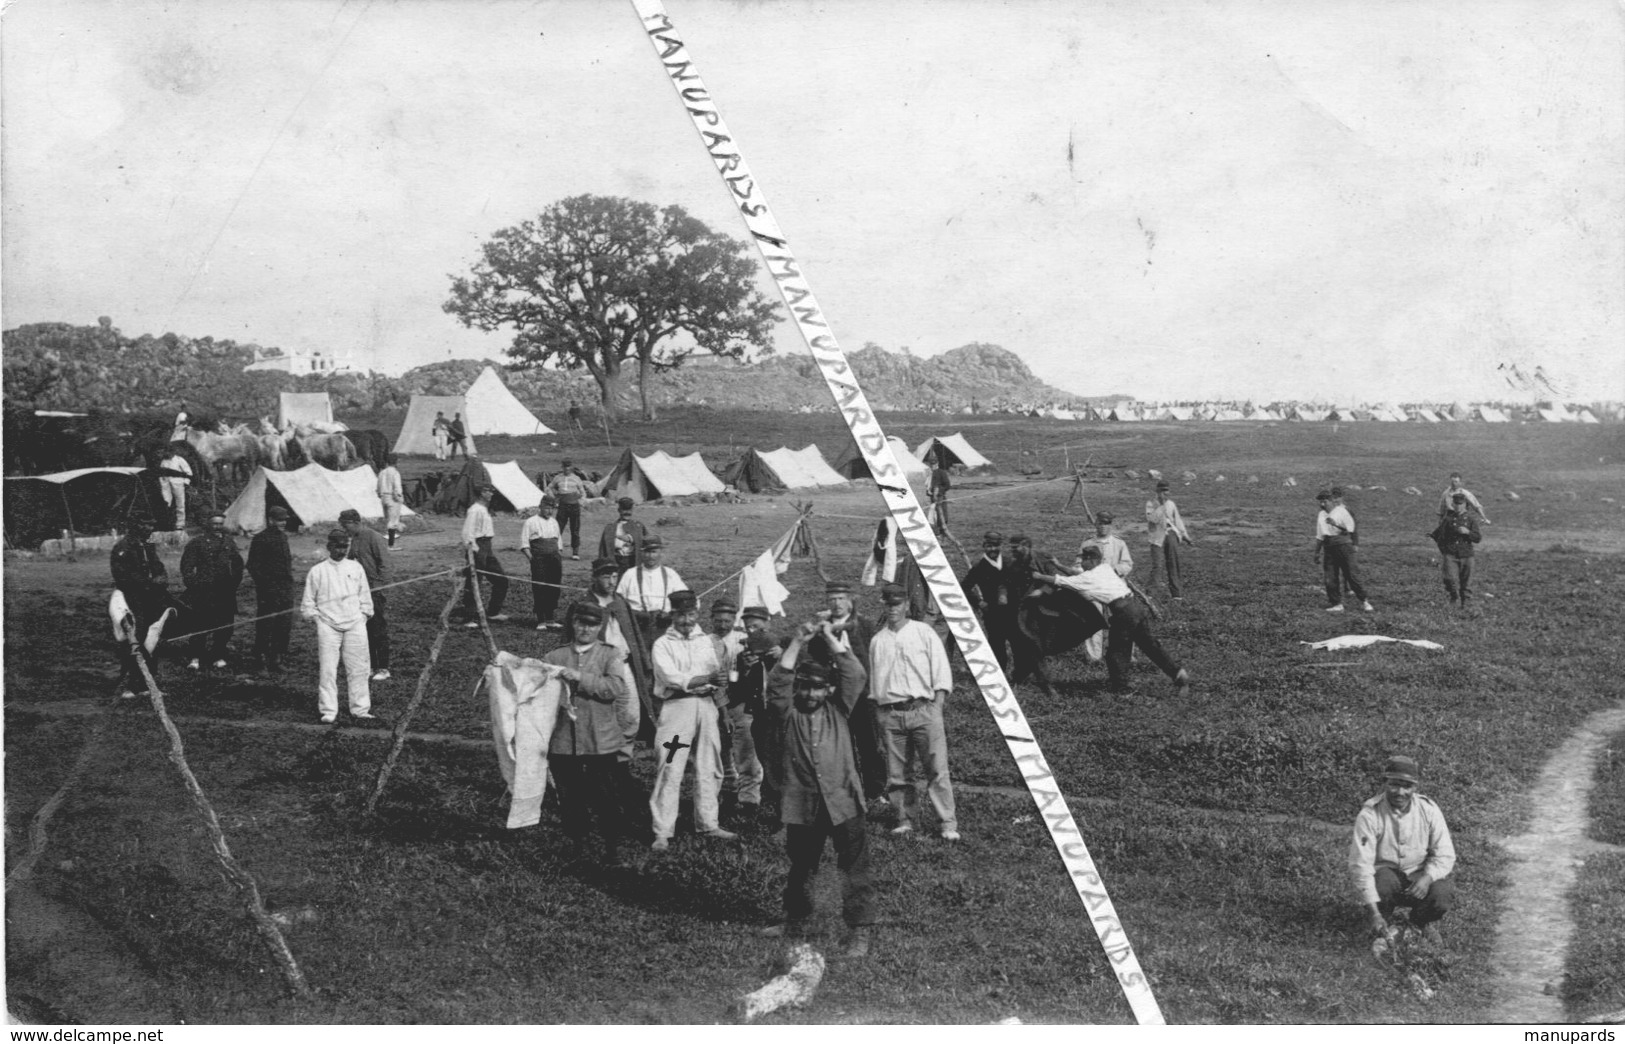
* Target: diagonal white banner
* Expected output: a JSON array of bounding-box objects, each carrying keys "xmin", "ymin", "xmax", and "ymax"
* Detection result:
[{"xmin": 631, "ymin": 0, "xmax": 1165, "ymax": 1024}]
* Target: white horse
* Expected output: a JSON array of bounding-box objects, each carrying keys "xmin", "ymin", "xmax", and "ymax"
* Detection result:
[{"xmin": 183, "ymin": 426, "xmax": 262, "ymax": 483}]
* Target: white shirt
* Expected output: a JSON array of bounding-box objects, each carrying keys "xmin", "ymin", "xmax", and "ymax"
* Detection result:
[
  {"xmin": 462, "ymin": 501, "xmax": 494, "ymax": 546},
  {"xmin": 868, "ymin": 619, "xmax": 952, "ymax": 704},
  {"xmin": 1316, "ymin": 505, "xmax": 1357, "ymax": 540},
  {"xmin": 1144, "ymin": 497, "xmax": 1190, "ymax": 546},
  {"xmin": 301, "ymin": 557, "xmax": 375, "ymax": 631},
  {"xmin": 377, "ymin": 466, "xmax": 403, "ymax": 503},
  {"xmin": 651, "ymin": 627, "xmax": 725, "ymax": 698},
  {"xmin": 616, "ymin": 565, "xmax": 688, "ymax": 612},
  {"xmin": 518, "ymin": 514, "xmax": 561, "ymax": 551},
  {"xmin": 162, "ymin": 454, "xmax": 192, "ymax": 483},
  {"xmin": 1079, "ymin": 535, "xmax": 1133, "ymax": 577},
  {"xmin": 1051, "ymin": 562, "xmax": 1132, "ymax": 604}
]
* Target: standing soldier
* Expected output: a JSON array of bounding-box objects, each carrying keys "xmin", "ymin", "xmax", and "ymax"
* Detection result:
[
  {"xmin": 340, "ymin": 509, "xmax": 393, "ymax": 681},
  {"xmin": 301, "ymin": 528, "xmax": 375, "ymax": 724},
  {"xmin": 446, "ymin": 412, "xmax": 469, "ymax": 461},
  {"xmin": 598, "ymin": 497, "xmax": 649, "ymax": 575},
  {"xmin": 1315, "ymin": 487, "xmax": 1373, "ymax": 613},
  {"xmin": 110, "ymin": 515, "xmax": 172, "ymax": 647},
  {"xmin": 547, "ymin": 458, "xmax": 590, "ymax": 561},
  {"xmin": 519, "ymin": 497, "xmax": 565, "ymax": 630},
  {"xmin": 246, "ymin": 506, "xmax": 295, "ymax": 675},
  {"xmin": 460, "ymin": 486, "xmax": 511, "ymax": 626},
  {"xmin": 377, "ymin": 454, "xmax": 406, "ymax": 549},
  {"xmin": 545, "ymin": 601, "xmax": 636, "ymax": 867},
  {"xmin": 158, "ymin": 445, "xmax": 193, "ymax": 531},
  {"xmin": 648, "ymin": 591, "xmax": 737, "ymax": 851},
  {"xmin": 431, "ymin": 411, "xmax": 450, "ymax": 461},
  {"xmin": 1428, "ymin": 492, "xmax": 1482, "ymax": 608},
  {"xmin": 179, "ymin": 513, "xmax": 244, "ymax": 672},
  {"xmin": 869, "ymin": 583, "xmax": 958, "ymax": 841},
  {"xmin": 1144, "ymin": 480, "xmax": 1192, "ymax": 599},
  {"xmin": 927, "ymin": 453, "xmax": 952, "ymax": 535},
  {"xmin": 961, "ymin": 530, "xmax": 1013, "ymax": 670}
]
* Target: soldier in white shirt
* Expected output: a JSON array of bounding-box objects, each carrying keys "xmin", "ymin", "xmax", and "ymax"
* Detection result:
[
  {"xmin": 1348, "ymin": 755, "xmax": 1456, "ymax": 948},
  {"xmin": 1038, "ymin": 545, "xmax": 1190, "ymax": 697},
  {"xmin": 1315, "ymin": 487, "xmax": 1373, "ymax": 613},
  {"xmin": 648, "ymin": 590, "xmax": 737, "ymax": 851},
  {"xmin": 868, "ymin": 583, "xmax": 958, "ymax": 841},
  {"xmin": 1077, "ymin": 512, "xmax": 1133, "ymax": 663},
  {"xmin": 460, "ymin": 485, "xmax": 510, "ymax": 626},
  {"xmin": 376, "ymin": 453, "xmax": 405, "ymax": 549},
  {"xmin": 1437, "ymin": 472, "xmax": 1490, "ymax": 525},
  {"xmin": 301, "ymin": 529, "xmax": 376, "ymax": 724},
  {"xmin": 1144, "ymin": 480, "xmax": 1192, "ymax": 599},
  {"xmin": 518, "ymin": 496, "xmax": 564, "ymax": 630}
]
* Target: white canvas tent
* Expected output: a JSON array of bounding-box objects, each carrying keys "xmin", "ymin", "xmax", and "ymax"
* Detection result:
[
  {"xmin": 915, "ymin": 433, "xmax": 994, "ymax": 471},
  {"xmin": 1410, "ymin": 408, "xmax": 1441, "ymax": 422},
  {"xmin": 223, "ymin": 463, "xmax": 414, "ymax": 534},
  {"xmin": 484, "ymin": 460, "xmax": 545, "ymax": 512},
  {"xmin": 393, "ymin": 395, "xmax": 475, "ymax": 456},
  {"xmin": 831, "ymin": 436, "xmax": 930, "ymax": 480},
  {"xmin": 1159, "ymin": 406, "xmax": 1196, "ymax": 421},
  {"xmin": 464, "ymin": 366, "xmax": 552, "ymax": 436},
  {"xmin": 603, "ymin": 449, "xmax": 726, "ymax": 502},
  {"xmin": 278, "ymin": 392, "xmax": 334, "ymax": 429},
  {"xmin": 1536, "ymin": 408, "xmax": 1570, "ymax": 423},
  {"xmin": 1473, "ymin": 406, "xmax": 1510, "ymax": 423},
  {"xmin": 1574, "ymin": 407, "xmax": 1600, "ymax": 424}
]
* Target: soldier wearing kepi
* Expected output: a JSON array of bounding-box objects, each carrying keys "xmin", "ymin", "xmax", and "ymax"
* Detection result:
[
  {"xmin": 519, "ymin": 496, "xmax": 565, "ymax": 631},
  {"xmin": 1144, "ymin": 480, "xmax": 1192, "ymax": 599},
  {"xmin": 547, "ymin": 459, "xmax": 591, "ymax": 560},
  {"xmin": 598, "ymin": 497, "xmax": 649, "ymax": 575},
  {"xmin": 1428, "ymin": 492, "xmax": 1482, "ymax": 608},
  {"xmin": 179, "ymin": 512, "xmax": 244, "ymax": 672},
  {"xmin": 341, "ymin": 508, "xmax": 392, "ymax": 682},
  {"xmin": 961, "ymin": 531, "xmax": 1013, "ymax": 671},
  {"xmin": 1349, "ymin": 755, "xmax": 1457, "ymax": 949},
  {"xmin": 813, "ymin": 580, "xmax": 885, "ymax": 807},
  {"xmin": 1315, "ymin": 487, "xmax": 1373, "ymax": 613},
  {"xmin": 246, "ymin": 506, "xmax": 296, "ymax": 674},
  {"xmin": 1076, "ymin": 513, "xmax": 1132, "ymax": 664},
  {"xmin": 760, "ymin": 618, "xmax": 876, "ymax": 959},
  {"xmin": 648, "ymin": 590, "xmax": 736, "ymax": 852}
]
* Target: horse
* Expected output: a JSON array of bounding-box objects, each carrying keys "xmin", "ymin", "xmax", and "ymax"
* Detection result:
[
  {"xmin": 295, "ymin": 432, "xmax": 354, "ymax": 470},
  {"xmin": 183, "ymin": 426, "xmax": 262, "ymax": 484},
  {"xmin": 257, "ymin": 433, "xmax": 286, "ymax": 470}
]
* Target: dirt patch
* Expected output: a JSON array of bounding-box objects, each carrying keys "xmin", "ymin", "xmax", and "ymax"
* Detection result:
[{"xmin": 1488, "ymin": 704, "xmax": 1625, "ymax": 1022}]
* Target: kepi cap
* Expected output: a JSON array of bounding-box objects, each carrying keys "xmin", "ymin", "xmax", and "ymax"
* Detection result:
[
  {"xmin": 741, "ymin": 605, "xmax": 772, "ymax": 622},
  {"xmin": 668, "ymin": 590, "xmax": 697, "ymax": 613},
  {"xmin": 794, "ymin": 659, "xmax": 834, "ymax": 686},
  {"xmin": 982, "ymin": 530, "xmax": 1003, "ymax": 545},
  {"xmin": 640, "ymin": 535, "xmax": 664, "ymax": 551},
  {"xmin": 825, "ymin": 580, "xmax": 853, "ymax": 595},
  {"xmin": 591, "ymin": 557, "xmax": 619, "ymax": 576},
  {"xmin": 338, "ymin": 508, "xmax": 362, "ymax": 523},
  {"xmin": 1095, "ymin": 512, "xmax": 1114, "ymax": 525},
  {"xmin": 570, "ymin": 600, "xmax": 604, "ymax": 625},
  {"xmin": 326, "ymin": 528, "xmax": 350, "ymax": 546},
  {"xmin": 1382, "ymin": 755, "xmax": 1420, "ymax": 784},
  {"xmin": 710, "ymin": 596, "xmax": 738, "ymax": 614},
  {"xmin": 267, "ymin": 507, "xmax": 289, "ymax": 521},
  {"xmin": 1156, "ymin": 480, "xmax": 1171, "ymax": 491},
  {"xmin": 616, "ymin": 496, "xmax": 635, "ymax": 510},
  {"xmin": 880, "ymin": 583, "xmax": 908, "ymax": 605}
]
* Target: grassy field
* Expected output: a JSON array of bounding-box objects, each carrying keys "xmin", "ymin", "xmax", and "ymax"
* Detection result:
[{"xmin": 5, "ymin": 414, "xmax": 1623, "ymax": 1024}]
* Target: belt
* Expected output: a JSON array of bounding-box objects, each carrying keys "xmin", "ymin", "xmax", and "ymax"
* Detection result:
[{"xmin": 881, "ymin": 697, "xmax": 932, "ymax": 710}]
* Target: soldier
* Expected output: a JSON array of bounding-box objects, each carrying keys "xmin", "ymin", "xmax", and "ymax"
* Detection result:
[{"xmin": 179, "ymin": 513, "xmax": 244, "ymax": 671}]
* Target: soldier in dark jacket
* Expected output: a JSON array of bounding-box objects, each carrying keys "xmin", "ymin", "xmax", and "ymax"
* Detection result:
[
  {"xmin": 111, "ymin": 516, "xmax": 171, "ymax": 635},
  {"xmin": 961, "ymin": 530, "xmax": 1013, "ymax": 670},
  {"xmin": 246, "ymin": 506, "xmax": 295, "ymax": 673},
  {"xmin": 179, "ymin": 513, "xmax": 244, "ymax": 671},
  {"xmin": 1428, "ymin": 492, "xmax": 1483, "ymax": 607},
  {"xmin": 759, "ymin": 618, "xmax": 875, "ymax": 958}
]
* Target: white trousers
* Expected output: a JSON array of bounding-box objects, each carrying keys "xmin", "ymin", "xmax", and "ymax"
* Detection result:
[
  {"xmin": 383, "ymin": 499, "xmax": 403, "ymax": 531},
  {"xmin": 161, "ymin": 480, "xmax": 187, "ymax": 529},
  {"xmin": 316, "ymin": 620, "xmax": 371, "ymax": 718},
  {"xmin": 433, "ymin": 433, "xmax": 448, "ymax": 460},
  {"xmin": 649, "ymin": 695, "xmax": 723, "ymax": 840}
]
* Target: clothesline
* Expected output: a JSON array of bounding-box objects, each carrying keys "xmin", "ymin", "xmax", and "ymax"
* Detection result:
[{"xmin": 160, "ymin": 566, "xmax": 462, "ymax": 646}]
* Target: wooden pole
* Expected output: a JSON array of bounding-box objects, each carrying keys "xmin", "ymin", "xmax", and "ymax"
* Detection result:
[
  {"xmin": 128, "ymin": 637, "xmax": 313, "ymax": 998},
  {"xmin": 365, "ymin": 570, "xmax": 465, "ymax": 816},
  {"xmin": 466, "ymin": 545, "xmax": 501, "ymax": 661}
]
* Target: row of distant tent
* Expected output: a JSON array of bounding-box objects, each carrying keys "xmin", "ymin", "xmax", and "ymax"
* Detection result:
[{"xmin": 1039, "ymin": 403, "xmax": 1604, "ymax": 423}]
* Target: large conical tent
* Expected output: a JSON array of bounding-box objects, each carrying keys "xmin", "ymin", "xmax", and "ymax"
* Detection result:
[
  {"xmin": 278, "ymin": 392, "xmax": 334, "ymax": 428},
  {"xmin": 722, "ymin": 446, "xmax": 849, "ymax": 492},
  {"xmin": 602, "ymin": 449, "xmax": 726, "ymax": 502},
  {"xmin": 914, "ymin": 433, "xmax": 994, "ymax": 471},
  {"xmin": 465, "ymin": 366, "xmax": 552, "ymax": 436},
  {"xmin": 393, "ymin": 395, "xmax": 475, "ymax": 456},
  {"xmin": 831, "ymin": 436, "xmax": 929, "ymax": 480},
  {"xmin": 223, "ymin": 464, "xmax": 413, "ymax": 534}
]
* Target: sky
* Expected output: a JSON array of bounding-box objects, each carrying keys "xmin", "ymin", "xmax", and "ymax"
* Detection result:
[{"xmin": 3, "ymin": 0, "xmax": 1621, "ymax": 403}]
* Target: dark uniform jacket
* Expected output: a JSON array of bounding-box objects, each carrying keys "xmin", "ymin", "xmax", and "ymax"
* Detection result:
[
  {"xmin": 246, "ymin": 527, "xmax": 294, "ymax": 594},
  {"xmin": 180, "ymin": 532, "xmax": 244, "ymax": 593},
  {"xmin": 1429, "ymin": 512, "xmax": 1482, "ymax": 559},
  {"xmin": 763, "ymin": 648, "xmax": 868, "ymax": 827},
  {"xmin": 111, "ymin": 536, "xmax": 167, "ymax": 594}
]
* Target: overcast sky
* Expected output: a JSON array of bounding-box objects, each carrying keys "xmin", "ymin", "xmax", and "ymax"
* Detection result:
[{"xmin": 4, "ymin": 0, "xmax": 1621, "ymax": 403}]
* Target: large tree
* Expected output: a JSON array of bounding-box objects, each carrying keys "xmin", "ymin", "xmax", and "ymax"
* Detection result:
[{"xmin": 443, "ymin": 195, "xmax": 781, "ymax": 419}]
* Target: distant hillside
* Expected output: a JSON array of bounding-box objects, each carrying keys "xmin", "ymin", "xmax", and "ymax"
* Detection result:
[{"xmin": 2, "ymin": 318, "xmax": 1091, "ymax": 417}]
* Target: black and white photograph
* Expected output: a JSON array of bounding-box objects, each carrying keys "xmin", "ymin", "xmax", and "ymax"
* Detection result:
[{"xmin": 3, "ymin": 0, "xmax": 1623, "ymax": 1029}]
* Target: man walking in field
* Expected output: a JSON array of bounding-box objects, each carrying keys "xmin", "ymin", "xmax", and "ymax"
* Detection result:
[
  {"xmin": 1036, "ymin": 546, "xmax": 1190, "ymax": 698},
  {"xmin": 1144, "ymin": 480, "xmax": 1192, "ymax": 599},
  {"xmin": 1315, "ymin": 488, "xmax": 1373, "ymax": 613},
  {"xmin": 1349, "ymin": 755, "xmax": 1457, "ymax": 948},
  {"xmin": 1428, "ymin": 492, "xmax": 1482, "ymax": 608},
  {"xmin": 648, "ymin": 590, "xmax": 736, "ymax": 851},
  {"xmin": 869, "ymin": 583, "xmax": 958, "ymax": 841},
  {"xmin": 341, "ymin": 509, "xmax": 392, "ymax": 681},
  {"xmin": 180, "ymin": 512, "xmax": 244, "ymax": 672},
  {"xmin": 246, "ymin": 506, "xmax": 295, "ymax": 675},
  {"xmin": 759, "ymin": 617, "xmax": 876, "ymax": 958},
  {"xmin": 301, "ymin": 528, "xmax": 375, "ymax": 724}
]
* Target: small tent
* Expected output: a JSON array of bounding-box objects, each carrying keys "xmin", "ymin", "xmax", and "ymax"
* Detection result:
[
  {"xmin": 723, "ymin": 446, "xmax": 850, "ymax": 492},
  {"xmin": 602, "ymin": 449, "xmax": 726, "ymax": 502},
  {"xmin": 1535, "ymin": 408, "xmax": 1570, "ymax": 423},
  {"xmin": 223, "ymin": 463, "xmax": 413, "ymax": 534},
  {"xmin": 1446, "ymin": 402, "xmax": 1471, "ymax": 421},
  {"xmin": 1159, "ymin": 406, "xmax": 1196, "ymax": 421},
  {"xmin": 1410, "ymin": 408, "xmax": 1441, "ymax": 422},
  {"xmin": 278, "ymin": 392, "xmax": 334, "ymax": 429},
  {"xmin": 3, "ymin": 467, "xmax": 158, "ymax": 548},
  {"xmin": 1212, "ymin": 408, "xmax": 1246, "ymax": 421},
  {"xmin": 393, "ymin": 395, "xmax": 476, "ymax": 457},
  {"xmin": 464, "ymin": 366, "xmax": 553, "ymax": 437},
  {"xmin": 1574, "ymin": 407, "xmax": 1601, "ymax": 424},
  {"xmin": 485, "ymin": 461, "xmax": 545, "ymax": 511},
  {"xmin": 915, "ymin": 433, "xmax": 994, "ymax": 471},
  {"xmin": 1473, "ymin": 406, "xmax": 1510, "ymax": 423},
  {"xmin": 831, "ymin": 436, "xmax": 930, "ymax": 481}
]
